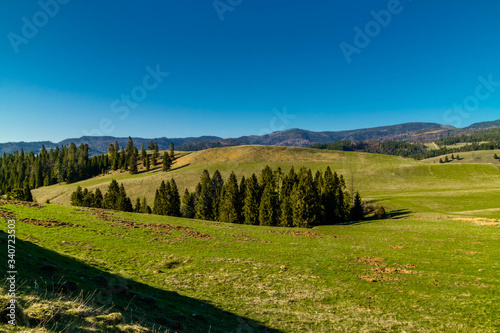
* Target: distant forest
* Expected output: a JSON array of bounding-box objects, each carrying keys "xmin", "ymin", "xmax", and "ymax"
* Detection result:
[
  {"xmin": 70, "ymin": 166, "xmax": 365, "ymax": 228},
  {"xmin": 311, "ymin": 128, "xmax": 500, "ymax": 159},
  {"xmin": 0, "ymin": 137, "xmax": 174, "ymax": 200}
]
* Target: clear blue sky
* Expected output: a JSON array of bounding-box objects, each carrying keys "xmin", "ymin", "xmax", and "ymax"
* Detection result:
[{"xmin": 1, "ymin": 0, "xmax": 499, "ymax": 142}]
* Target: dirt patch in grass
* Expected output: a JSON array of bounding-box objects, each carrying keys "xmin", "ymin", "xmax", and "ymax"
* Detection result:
[
  {"xmin": 446, "ymin": 216, "xmax": 500, "ymax": 226},
  {"xmin": 0, "ymin": 200, "xmax": 43, "ymax": 209},
  {"xmin": 371, "ymin": 267, "xmax": 417, "ymax": 274},
  {"xmin": 19, "ymin": 218, "xmax": 82, "ymax": 228},
  {"xmin": 225, "ymin": 233, "xmax": 273, "ymax": 243},
  {"xmin": 0, "ymin": 208, "xmax": 15, "ymax": 220},
  {"xmin": 388, "ymin": 245, "xmax": 407, "ymax": 249},
  {"xmin": 265, "ymin": 230, "xmax": 323, "ymax": 238},
  {"xmin": 356, "ymin": 257, "xmax": 385, "ymax": 265}
]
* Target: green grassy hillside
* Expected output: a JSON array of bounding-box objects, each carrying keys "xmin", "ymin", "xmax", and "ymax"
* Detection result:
[
  {"xmin": 33, "ymin": 145, "xmax": 500, "ymax": 219},
  {"xmin": 1, "ymin": 201, "xmax": 498, "ymax": 332}
]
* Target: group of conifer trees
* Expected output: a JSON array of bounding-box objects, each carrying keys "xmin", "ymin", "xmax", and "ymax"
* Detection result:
[
  {"xmin": 107, "ymin": 137, "xmax": 175, "ymax": 174},
  {"xmin": 70, "ymin": 166, "xmax": 364, "ymax": 227},
  {"xmin": 182, "ymin": 166, "xmax": 363, "ymax": 227},
  {"xmin": 0, "ymin": 143, "xmax": 109, "ymax": 198}
]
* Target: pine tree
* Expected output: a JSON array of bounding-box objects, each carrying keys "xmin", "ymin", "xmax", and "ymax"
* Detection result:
[
  {"xmin": 169, "ymin": 143, "xmax": 175, "ymax": 159},
  {"xmin": 219, "ymin": 172, "xmax": 241, "ymax": 223},
  {"xmin": 94, "ymin": 188, "xmax": 103, "ymax": 208},
  {"xmin": 167, "ymin": 179, "xmax": 181, "ymax": 217},
  {"xmin": 349, "ymin": 192, "xmax": 363, "ymax": 221},
  {"xmin": 279, "ymin": 195, "xmax": 293, "ymax": 227},
  {"xmin": 23, "ymin": 184, "xmax": 33, "ymax": 202},
  {"xmin": 195, "ymin": 170, "xmax": 214, "ymax": 220},
  {"xmin": 134, "ymin": 197, "xmax": 141, "ymax": 213},
  {"xmin": 141, "ymin": 144, "xmax": 146, "ymax": 160},
  {"xmin": 211, "ymin": 170, "xmax": 224, "ymax": 220},
  {"xmin": 322, "ymin": 167, "xmax": 337, "ymax": 225},
  {"xmin": 140, "ymin": 197, "xmax": 151, "ymax": 214},
  {"xmin": 145, "ymin": 155, "xmax": 151, "ymax": 171},
  {"xmin": 291, "ymin": 168, "xmax": 319, "ymax": 228},
  {"xmin": 494, "ymin": 153, "xmax": 499, "ymax": 160},
  {"xmin": 259, "ymin": 183, "xmax": 278, "ymax": 226},
  {"xmin": 147, "ymin": 140, "xmax": 155, "ymax": 150},
  {"xmin": 129, "ymin": 151, "xmax": 138, "ymax": 174},
  {"xmin": 70, "ymin": 186, "xmax": 84, "ymax": 206},
  {"xmin": 162, "ymin": 152, "xmax": 172, "ymax": 172},
  {"xmin": 445, "ymin": 156, "xmax": 449, "ymax": 163},
  {"xmin": 103, "ymin": 180, "xmax": 120, "ymax": 209},
  {"xmin": 181, "ymin": 189, "xmax": 196, "ymax": 218},
  {"xmin": 243, "ymin": 174, "xmax": 260, "ymax": 225}
]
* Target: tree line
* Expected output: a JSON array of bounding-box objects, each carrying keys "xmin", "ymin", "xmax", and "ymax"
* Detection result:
[
  {"xmin": 0, "ymin": 137, "xmax": 175, "ymax": 202},
  {"xmin": 70, "ymin": 166, "xmax": 364, "ymax": 228},
  {"xmin": 0, "ymin": 143, "xmax": 109, "ymax": 198}
]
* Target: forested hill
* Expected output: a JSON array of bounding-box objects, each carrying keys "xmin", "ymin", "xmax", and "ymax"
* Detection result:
[{"xmin": 1, "ymin": 120, "xmax": 500, "ymax": 155}]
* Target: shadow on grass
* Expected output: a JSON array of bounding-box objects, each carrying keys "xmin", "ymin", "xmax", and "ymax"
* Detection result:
[{"xmin": 0, "ymin": 231, "xmax": 281, "ymax": 332}]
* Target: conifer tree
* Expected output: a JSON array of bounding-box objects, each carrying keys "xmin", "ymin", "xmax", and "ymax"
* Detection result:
[
  {"xmin": 279, "ymin": 195, "xmax": 293, "ymax": 227},
  {"xmin": 167, "ymin": 179, "xmax": 181, "ymax": 217},
  {"xmin": 219, "ymin": 172, "xmax": 241, "ymax": 223},
  {"xmin": 322, "ymin": 167, "xmax": 337, "ymax": 224},
  {"xmin": 103, "ymin": 180, "xmax": 120, "ymax": 209},
  {"xmin": 94, "ymin": 188, "xmax": 103, "ymax": 208},
  {"xmin": 211, "ymin": 170, "xmax": 224, "ymax": 220},
  {"xmin": 141, "ymin": 144, "xmax": 146, "ymax": 160},
  {"xmin": 243, "ymin": 174, "xmax": 260, "ymax": 225},
  {"xmin": 291, "ymin": 168, "xmax": 319, "ymax": 228},
  {"xmin": 71, "ymin": 186, "xmax": 84, "ymax": 206},
  {"xmin": 140, "ymin": 197, "xmax": 151, "ymax": 214},
  {"xmin": 134, "ymin": 198, "xmax": 141, "ymax": 213},
  {"xmin": 23, "ymin": 183, "xmax": 33, "ymax": 202},
  {"xmin": 181, "ymin": 189, "xmax": 196, "ymax": 218},
  {"xmin": 129, "ymin": 150, "xmax": 138, "ymax": 174},
  {"xmin": 350, "ymin": 192, "xmax": 363, "ymax": 221},
  {"xmin": 259, "ymin": 183, "xmax": 278, "ymax": 226},
  {"xmin": 162, "ymin": 152, "xmax": 172, "ymax": 172},
  {"xmin": 169, "ymin": 143, "xmax": 175, "ymax": 159},
  {"xmin": 195, "ymin": 170, "xmax": 214, "ymax": 220}
]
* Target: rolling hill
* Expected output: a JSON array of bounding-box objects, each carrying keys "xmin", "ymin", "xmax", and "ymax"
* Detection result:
[{"xmin": 32, "ymin": 145, "xmax": 500, "ymax": 220}]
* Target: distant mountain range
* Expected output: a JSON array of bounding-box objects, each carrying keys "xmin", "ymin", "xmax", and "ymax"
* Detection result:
[{"xmin": 1, "ymin": 120, "xmax": 499, "ymax": 155}]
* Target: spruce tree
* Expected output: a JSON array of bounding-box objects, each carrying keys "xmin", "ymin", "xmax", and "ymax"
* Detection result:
[
  {"xmin": 129, "ymin": 151, "xmax": 138, "ymax": 174},
  {"xmin": 169, "ymin": 143, "xmax": 175, "ymax": 159},
  {"xmin": 219, "ymin": 172, "xmax": 241, "ymax": 223},
  {"xmin": 134, "ymin": 198, "xmax": 141, "ymax": 213},
  {"xmin": 195, "ymin": 170, "xmax": 214, "ymax": 220},
  {"xmin": 243, "ymin": 174, "xmax": 260, "ymax": 225},
  {"xmin": 71, "ymin": 186, "xmax": 84, "ymax": 206},
  {"xmin": 211, "ymin": 170, "xmax": 224, "ymax": 220},
  {"xmin": 140, "ymin": 197, "xmax": 151, "ymax": 214},
  {"xmin": 162, "ymin": 152, "xmax": 172, "ymax": 172},
  {"xmin": 322, "ymin": 167, "xmax": 338, "ymax": 225},
  {"xmin": 291, "ymin": 168, "xmax": 319, "ymax": 228},
  {"xmin": 94, "ymin": 188, "xmax": 103, "ymax": 208},
  {"xmin": 23, "ymin": 184, "xmax": 33, "ymax": 202},
  {"xmin": 259, "ymin": 183, "xmax": 278, "ymax": 226},
  {"xmin": 181, "ymin": 189, "xmax": 196, "ymax": 218},
  {"xmin": 279, "ymin": 195, "xmax": 293, "ymax": 227},
  {"xmin": 141, "ymin": 144, "xmax": 146, "ymax": 160},
  {"xmin": 103, "ymin": 180, "xmax": 120, "ymax": 209},
  {"xmin": 349, "ymin": 192, "xmax": 363, "ymax": 221},
  {"xmin": 167, "ymin": 179, "xmax": 181, "ymax": 217}
]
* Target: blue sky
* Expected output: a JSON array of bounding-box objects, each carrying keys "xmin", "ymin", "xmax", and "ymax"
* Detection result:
[{"xmin": 1, "ymin": 0, "xmax": 499, "ymax": 142}]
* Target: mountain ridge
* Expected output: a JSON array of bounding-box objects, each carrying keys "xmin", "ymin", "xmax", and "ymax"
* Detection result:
[{"xmin": 1, "ymin": 120, "xmax": 499, "ymax": 155}]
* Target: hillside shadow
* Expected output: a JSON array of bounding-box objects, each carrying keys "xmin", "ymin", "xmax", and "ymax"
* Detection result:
[
  {"xmin": 170, "ymin": 163, "xmax": 191, "ymax": 172},
  {"xmin": 0, "ymin": 231, "xmax": 281, "ymax": 332},
  {"xmin": 388, "ymin": 209, "xmax": 412, "ymax": 219}
]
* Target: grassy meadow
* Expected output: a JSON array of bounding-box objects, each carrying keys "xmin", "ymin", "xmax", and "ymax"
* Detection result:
[{"xmin": 2, "ymin": 145, "xmax": 499, "ymax": 332}]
